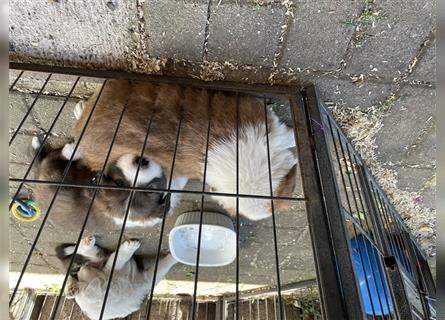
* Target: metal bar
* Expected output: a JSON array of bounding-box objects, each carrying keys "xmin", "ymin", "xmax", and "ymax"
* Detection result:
[
  {"xmin": 336, "ymin": 130, "xmax": 366, "ymax": 230},
  {"xmin": 263, "ymin": 98, "xmax": 284, "ymax": 320},
  {"xmin": 235, "ymin": 93, "xmax": 240, "ymax": 320},
  {"xmin": 326, "ymin": 117, "xmax": 357, "ymax": 221},
  {"xmin": 345, "ymin": 145, "xmax": 375, "ymax": 239},
  {"xmin": 348, "ymin": 178, "xmax": 392, "ymax": 318},
  {"xmin": 9, "ymin": 77, "xmax": 83, "ymax": 304},
  {"xmin": 9, "ymin": 73, "xmax": 52, "ymax": 145},
  {"xmin": 415, "ymin": 248, "xmax": 436, "ymax": 299},
  {"xmin": 10, "ymin": 62, "xmax": 299, "ymax": 96},
  {"xmin": 289, "ymin": 93, "xmax": 348, "ymax": 319},
  {"xmin": 414, "ymin": 249, "xmax": 436, "ymax": 316},
  {"xmin": 192, "ymin": 92, "xmax": 213, "ymax": 320},
  {"xmin": 371, "ymin": 186, "xmax": 403, "ymax": 266},
  {"xmin": 398, "ymin": 230, "xmax": 432, "ymax": 319},
  {"xmin": 50, "ymin": 82, "xmax": 108, "ymax": 320},
  {"xmin": 384, "ymin": 204, "xmax": 414, "ymax": 277},
  {"xmin": 364, "ymin": 240, "xmax": 395, "ymax": 320},
  {"xmin": 351, "ymin": 173, "xmax": 395, "ymax": 316},
  {"xmin": 301, "ymin": 86, "xmax": 365, "ymax": 318},
  {"xmin": 328, "ymin": 139, "xmax": 389, "ymax": 318},
  {"xmin": 146, "ymin": 105, "xmax": 184, "ymax": 319},
  {"xmin": 356, "ymin": 165, "xmax": 395, "ymax": 316},
  {"xmin": 320, "ymin": 106, "xmax": 427, "ymax": 257},
  {"xmin": 327, "ymin": 123, "xmax": 389, "ymax": 316},
  {"xmin": 384, "ymin": 256, "xmax": 414, "ymax": 320},
  {"xmin": 98, "ymin": 90, "xmax": 154, "ymax": 320},
  {"xmin": 356, "ymin": 164, "xmax": 390, "ymax": 254},
  {"xmin": 8, "ymin": 178, "xmax": 305, "ymax": 201},
  {"xmin": 9, "ymin": 70, "xmax": 24, "ymax": 91},
  {"xmin": 9, "ymin": 75, "xmax": 79, "ymax": 210},
  {"xmin": 376, "ymin": 191, "xmax": 409, "ymax": 275}
]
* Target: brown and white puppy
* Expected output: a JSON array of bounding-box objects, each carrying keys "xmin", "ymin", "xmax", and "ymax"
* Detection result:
[
  {"xmin": 30, "ymin": 136, "xmax": 170, "ymax": 232},
  {"xmin": 73, "ymin": 80, "xmax": 297, "ymax": 221}
]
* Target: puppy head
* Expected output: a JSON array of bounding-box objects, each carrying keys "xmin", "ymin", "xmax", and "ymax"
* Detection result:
[
  {"xmin": 30, "ymin": 136, "xmax": 86, "ymax": 181},
  {"xmin": 97, "ymin": 154, "xmax": 170, "ymax": 227}
]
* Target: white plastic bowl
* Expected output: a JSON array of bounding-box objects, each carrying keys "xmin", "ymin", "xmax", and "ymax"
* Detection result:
[{"xmin": 169, "ymin": 211, "xmax": 236, "ymax": 267}]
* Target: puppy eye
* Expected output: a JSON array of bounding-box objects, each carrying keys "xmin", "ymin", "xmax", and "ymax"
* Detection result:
[
  {"xmin": 134, "ymin": 156, "xmax": 149, "ymax": 167},
  {"xmin": 115, "ymin": 179, "xmax": 125, "ymax": 187}
]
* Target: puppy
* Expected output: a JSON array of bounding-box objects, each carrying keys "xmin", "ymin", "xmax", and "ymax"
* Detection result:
[
  {"xmin": 30, "ymin": 136, "xmax": 172, "ymax": 231},
  {"xmin": 57, "ymin": 236, "xmax": 177, "ymax": 320},
  {"xmin": 72, "ymin": 80, "xmax": 297, "ymax": 221}
]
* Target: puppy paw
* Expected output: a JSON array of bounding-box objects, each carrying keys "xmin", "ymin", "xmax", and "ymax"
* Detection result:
[
  {"xmin": 65, "ymin": 284, "xmax": 79, "ymax": 298},
  {"xmin": 31, "ymin": 136, "xmax": 41, "ymax": 150},
  {"xmin": 120, "ymin": 239, "xmax": 141, "ymax": 255},
  {"xmin": 74, "ymin": 101, "xmax": 85, "ymax": 120},
  {"xmin": 61, "ymin": 142, "xmax": 81, "ymax": 161}
]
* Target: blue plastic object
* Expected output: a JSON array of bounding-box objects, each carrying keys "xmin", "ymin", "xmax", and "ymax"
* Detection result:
[{"xmin": 351, "ymin": 235, "xmax": 394, "ymax": 316}]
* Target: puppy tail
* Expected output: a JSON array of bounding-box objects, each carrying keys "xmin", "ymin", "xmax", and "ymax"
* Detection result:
[{"xmin": 55, "ymin": 243, "xmax": 76, "ymax": 260}]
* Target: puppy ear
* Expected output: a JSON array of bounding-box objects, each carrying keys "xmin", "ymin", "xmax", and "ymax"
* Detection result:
[{"xmin": 29, "ymin": 134, "xmax": 48, "ymax": 163}]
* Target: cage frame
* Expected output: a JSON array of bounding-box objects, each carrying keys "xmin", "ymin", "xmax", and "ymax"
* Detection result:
[{"xmin": 8, "ymin": 62, "xmax": 436, "ymax": 320}]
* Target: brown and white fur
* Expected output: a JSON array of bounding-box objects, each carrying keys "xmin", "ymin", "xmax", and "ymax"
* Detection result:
[
  {"xmin": 73, "ymin": 80, "xmax": 297, "ymax": 221},
  {"xmin": 57, "ymin": 236, "xmax": 177, "ymax": 320},
  {"xmin": 30, "ymin": 136, "xmax": 174, "ymax": 231}
]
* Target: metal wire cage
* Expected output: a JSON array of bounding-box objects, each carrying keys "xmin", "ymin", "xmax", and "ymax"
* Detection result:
[{"xmin": 9, "ymin": 63, "xmax": 435, "ymax": 320}]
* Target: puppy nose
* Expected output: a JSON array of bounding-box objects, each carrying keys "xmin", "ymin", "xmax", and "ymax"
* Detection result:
[{"xmin": 134, "ymin": 156, "xmax": 149, "ymax": 167}]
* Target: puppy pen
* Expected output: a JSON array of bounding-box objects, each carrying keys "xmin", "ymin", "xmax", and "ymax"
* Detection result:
[{"xmin": 9, "ymin": 63, "xmax": 436, "ymax": 320}]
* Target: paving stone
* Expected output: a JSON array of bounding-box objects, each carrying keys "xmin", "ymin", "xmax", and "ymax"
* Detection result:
[
  {"xmin": 282, "ymin": 0, "xmax": 361, "ymax": 70},
  {"xmin": 144, "ymin": 0, "xmax": 208, "ymax": 62},
  {"xmin": 207, "ymin": 4, "xmax": 285, "ymax": 66},
  {"xmin": 10, "ymin": 0, "xmax": 135, "ymax": 69},
  {"xmin": 420, "ymin": 186, "xmax": 435, "ymax": 209},
  {"xmin": 9, "ymin": 163, "xmax": 30, "ymax": 180},
  {"xmin": 9, "ymin": 133, "xmax": 36, "ymax": 165},
  {"xmin": 315, "ymin": 77, "xmax": 393, "ymax": 109},
  {"xmin": 345, "ymin": 0, "xmax": 435, "ymax": 78},
  {"xmin": 393, "ymin": 166, "xmax": 434, "ymax": 193},
  {"xmin": 8, "ymin": 69, "xmax": 22, "ymax": 87},
  {"xmin": 411, "ymin": 40, "xmax": 436, "ymax": 83},
  {"xmin": 10, "ymin": 70, "xmax": 103, "ymax": 98},
  {"xmin": 375, "ymin": 86, "xmax": 435, "ymax": 164},
  {"xmin": 402, "ymin": 124, "xmax": 436, "ymax": 167},
  {"xmin": 9, "ymin": 92, "xmax": 40, "ymax": 134},
  {"xmin": 28, "ymin": 95, "xmax": 79, "ymax": 138}
]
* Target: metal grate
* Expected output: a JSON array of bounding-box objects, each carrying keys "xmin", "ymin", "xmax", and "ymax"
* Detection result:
[{"xmin": 9, "ymin": 63, "xmax": 435, "ymax": 320}]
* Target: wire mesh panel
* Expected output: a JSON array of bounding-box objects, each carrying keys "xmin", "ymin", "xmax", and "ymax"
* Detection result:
[
  {"xmin": 318, "ymin": 94, "xmax": 436, "ymax": 319},
  {"xmin": 9, "ymin": 65, "xmax": 314, "ymax": 320},
  {"xmin": 8, "ymin": 64, "xmax": 435, "ymax": 320}
]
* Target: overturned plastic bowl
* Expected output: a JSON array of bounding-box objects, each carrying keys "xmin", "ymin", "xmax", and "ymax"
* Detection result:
[{"xmin": 169, "ymin": 211, "xmax": 236, "ymax": 267}]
